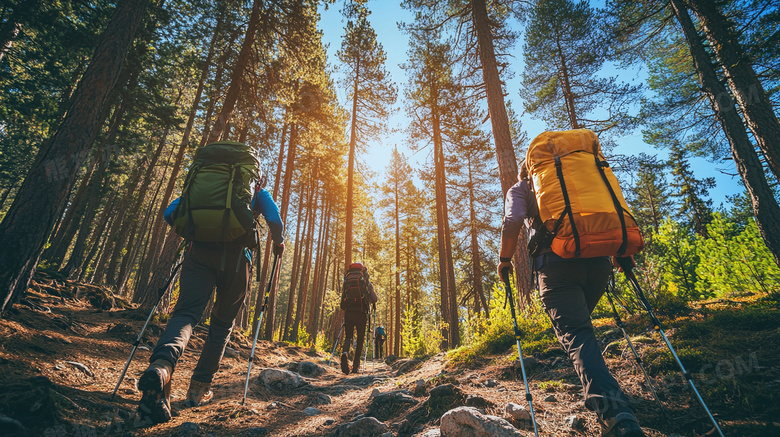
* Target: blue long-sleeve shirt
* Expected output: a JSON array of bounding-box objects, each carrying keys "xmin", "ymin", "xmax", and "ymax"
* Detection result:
[{"xmin": 164, "ymin": 188, "xmax": 284, "ymax": 244}]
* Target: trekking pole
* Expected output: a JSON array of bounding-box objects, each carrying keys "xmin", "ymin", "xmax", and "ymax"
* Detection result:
[
  {"xmin": 241, "ymin": 253, "xmax": 280, "ymax": 405},
  {"xmin": 605, "ymin": 275, "xmax": 667, "ymax": 418},
  {"xmin": 616, "ymin": 258, "xmax": 724, "ymax": 437},
  {"xmin": 500, "ymin": 268, "xmax": 540, "ymax": 437},
  {"xmin": 111, "ymin": 261, "xmax": 183, "ymax": 400},
  {"xmin": 326, "ymin": 322, "xmax": 346, "ymax": 366},
  {"xmin": 363, "ymin": 310, "xmax": 371, "ymax": 374}
]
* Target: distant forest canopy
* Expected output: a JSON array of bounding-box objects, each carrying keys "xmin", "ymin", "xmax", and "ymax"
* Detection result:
[{"xmin": 0, "ymin": 0, "xmax": 778, "ymax": 356}]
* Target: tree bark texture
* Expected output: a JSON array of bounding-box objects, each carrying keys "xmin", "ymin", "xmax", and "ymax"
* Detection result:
[
  {"xmin": 671, "ymin": 0, "xmax": 780, "ymax": 266},
  {"xmin": 0, "ymin": 0, "xmax": 150, "ymax": 315},
  {"xmin": 686, "ymin": 0, "xmax": 780, "ymax": 181}
]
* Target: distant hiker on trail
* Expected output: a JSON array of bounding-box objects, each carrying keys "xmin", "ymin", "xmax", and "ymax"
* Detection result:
[
  {"xmin": 340, "ymin": 262, "xmax": 377, "ymax": 374},
  {"xmin": 137, "ymin": 141, "xmax": 285, "ymax": 424},
  {"xmin": 498, "ymin": 130, "xmax": 645, "ymax": 437},
  {"xmin": 374, "ymin": 325, "xmax": 386, "ymax": 359}
]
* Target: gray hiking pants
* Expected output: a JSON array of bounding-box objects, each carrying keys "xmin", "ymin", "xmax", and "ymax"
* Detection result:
[
  {"xmin": 536, "ymin": 253, "xmax": 632, "ymax": 418},
  {"xmin": 150, "ymin": 241, "xmax": 250, "ymax": 383}
]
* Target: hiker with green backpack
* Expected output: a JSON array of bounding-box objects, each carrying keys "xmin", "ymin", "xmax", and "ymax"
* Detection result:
[
  {"xmin": 137, "ymin": 141, "xmax": 285, "ymax": 424},
  {"xmin": 498, "ymin": 130, "xmax": 645, "ymax": 437}
]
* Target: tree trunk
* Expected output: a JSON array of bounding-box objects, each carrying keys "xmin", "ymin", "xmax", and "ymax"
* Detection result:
[
  {"xmin": 76, "ymin": 189, "xmax": 118, "ymax": 281},
  {"xmin": 310, "ymin": 202, "xmax": 332, "ymax": 341},
  {"xmin": 470, "ymin": 0, "xmax": 532, "ymax": 304},
  {"xmin": 345, "ymin": 58, "xmax": 360, "ymax": 271},
  {"xmin": 137, "ymin": 21, "xmax": 219, "ymax": 300},
  {"xmin": 206, "ymin": 0, "xmax": 262, "ymax": 143},
  {"xmin": 0, "ymin": 21, "xmax": 21, "ymax": 63},
  {"xmin": 0, "ymin": 0, "xmax": 150, "ymax": 315},
  {"xmin": 292, "ymin": 182, "xmax": 318, "ymax": 342},
  {"xmin": 554, "ymin": 36, "xmax": 579, "ymax": 129},
  {"xmin": 394, "ymin": 163, "xmax": 401, "ymax": 355},
  {"xmin": 468, "ymin": 158, "xmax": 488, "ymax": 318},
  {"xmin": 139, "ymin": 229, "xmax": 182, "ymax": 309},
  {"xmin": 687, "ymin": 0, "xmax": 780, "ymax": 181},
  {"xmin": 258, "ymin": 120, "xmax": 289, "ymax": 340},
  {"xmin": 283, "ymin": 188, "xmax": 308, "ymax": 341},
  {"xmin": 671, "ymin": 0, "xmax": 780, "ymax": 266},
  {"xmin": 60, "ymin": 170, "xmax": 107, "ymax": 277}
]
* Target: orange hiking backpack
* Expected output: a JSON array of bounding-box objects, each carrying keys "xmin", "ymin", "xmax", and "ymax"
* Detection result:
[{"xmin": 525, "ymin": 129, "xmax": 644, "ymax": 258}]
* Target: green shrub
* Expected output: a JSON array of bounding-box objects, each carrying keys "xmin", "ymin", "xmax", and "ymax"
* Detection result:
[{"xmin": 448, "ymin": 280, "xmax": 555, "ymax": 367}]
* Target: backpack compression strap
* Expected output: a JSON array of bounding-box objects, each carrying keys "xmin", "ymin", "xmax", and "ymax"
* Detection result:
[
  {"xmin": 593, "ymin": 153, "xmax": 629, "ymax": 256},
  {"xmin": 554, "ymin": 155, "xmax": 580, "ymax": 257}
]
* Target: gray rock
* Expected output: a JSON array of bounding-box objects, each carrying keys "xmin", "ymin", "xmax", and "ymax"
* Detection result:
[
  {"xmin": 267, "ymin": 402, "xmax": 279, "ymax": 410},
  {"xmin": 0, "ymin": 415, "xmax": 24, "ymax": 433},
  {"xmin": 313, "ymin": 393, "xmax": 332, "ymax": 405},
  {"xmin": 343, "ymin": 375, "xmax": 384, "ymax": 387},
  {"xmin": 324, "ymin": 418, "xmax": 336, "ymax": 426},
  {"xmin": 440, "ymin": 407, "xmax": 523, "ymax": 437},
  {"xmin": 482, "ymin": 379, "xmax": 498, "ymax": 388},
  {"xmin": 429, "ymin": 384, "xmax": 457, "ymax": 398},
  {"xmin": 379, "ymin": 433, "xmax": 394, "ymax": 437},
  {"xmin": 396, "ymin": 359, "xmax": 422, "ymax": 376},
  {"xmin": 543, "ymin": 394, "xmax": 557, "ymax": 403},
  {"xmin": 246, "ymin": 427, "xmax": 268, "ymax": 436},
  {"xmin": 298, "ymin": 361, "xmax": 324, "ymax": 377},
  {"xmin": 497, "ymin": 386, "xmax": 507, "ymax": 393},
  {"xmin": 304, "ymin": 407, "xmax": 321, "ymax": 416},
  {"xmin": 422, "ymin": 429, "xmax": 441, "ymax": 437},
  {"xmin": 224, "ymin": 346, "xmax": 240, "ymax": 359},
  {"xmin": 385, "ymin": 354, "xmax": 398, "ymax": 365},
  {"xmin": 138, "ymin": 345, "xmax": 151, "ymax": 351},
  {"xmin": 334, "ymin": 417, "xmax": 389, "ymax": 437},
  {"xmin": 257, "ymin": 368, "xmax": 307, "ymax": 391},
  {"xmin": 172, "ymin": 422, "xmax": 201, "ymax": 437},
  {"xmin": 505, "ymin": 403, "xmax": 531, "ymax": 421},
  {"xmin": 64, "ymin": 361, "xmax": 94, "ymax": 377},
  {"xmin": 465, "ymin": 395, "xmax": 490, "ymax": 409},
  {"xmin": 370, "ymin": 388, "xmax": 381, "ymax": 398},
  {"xmin": 564, "ymin": 415, "xmax": 581, "ymax": 430}
]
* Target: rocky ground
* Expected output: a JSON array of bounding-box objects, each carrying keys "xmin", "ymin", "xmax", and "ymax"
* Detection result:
[{"xmin": 0, "ymin": 278, "xmax": 776, "ymax": 436}]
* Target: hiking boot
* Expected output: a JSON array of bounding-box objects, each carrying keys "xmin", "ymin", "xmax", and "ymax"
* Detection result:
[
  {"xmin": 352, "ymin": 358, "xmax": 361, "ymax": 374},
  {"xmin": 601, "ymin": 412, "xmax": 645, "ymax": 437},
  {"xmin": 137, "ymin": 359, "xmax": 173, "ymax": 424},
  {"xmin": 185, "ymin": 379, "xmax": 213, "ymax": 407},
  {"xmin": 340, "ymin": 353, "xmax": 350, "ymax": 375}
]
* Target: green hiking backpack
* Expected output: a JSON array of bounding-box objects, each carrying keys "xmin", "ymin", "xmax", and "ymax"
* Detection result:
[{"xmin": 172, "ymin": 141, "xmax": 261, "ymax": 242}]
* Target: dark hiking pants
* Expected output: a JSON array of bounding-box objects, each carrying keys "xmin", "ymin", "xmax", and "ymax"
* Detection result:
[
  {"xmin": 536, "ymin": 253, "xmax": 632, "ymax": 418},
  {"xmin": 342, "ymin": 310, "xmax": 367, "ymax": 371},
  {"xmin": 150, "ymin": 241, "xmax": 250, "ymax": 383},
  {"xmin": 376, "ymin": 339, "xmax": 385, "ymax": 358}
]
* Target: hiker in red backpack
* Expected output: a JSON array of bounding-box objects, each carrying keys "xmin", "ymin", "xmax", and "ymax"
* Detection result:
[
  {"xmin": 136, "ymin": 141, "xmax": 285, "ymax": 424},
  {"xmin": 498, "ymin": 130, "xmax": 645, "ymax": 437},
  {"xmin": 339, "ymin": 262, "xmax": 377, "ymax": 374}
]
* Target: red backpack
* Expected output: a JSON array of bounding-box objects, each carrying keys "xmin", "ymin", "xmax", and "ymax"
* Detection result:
[{"xmin": 341, "ymin": 263, "xmax": 369, "ymax": 312}]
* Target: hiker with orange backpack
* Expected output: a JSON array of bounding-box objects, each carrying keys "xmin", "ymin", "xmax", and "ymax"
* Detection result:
[
  {"xmin": 339, "ymin": 262, "xmax": 377, "ymax": 374},
  {"xmin": 137, "ymin": 141, "xmax": 284, "ymax": 424},
  {"xmin": 498, "ymin": 130, "xmax": 645, "ymax": 437}
]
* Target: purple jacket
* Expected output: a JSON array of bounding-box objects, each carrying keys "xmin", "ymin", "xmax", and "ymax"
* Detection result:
[{"xmin": 501, "ymin": 179, "xmax": 538, "ymax": 246}]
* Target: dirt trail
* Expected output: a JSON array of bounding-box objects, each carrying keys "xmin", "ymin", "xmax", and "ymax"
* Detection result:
[{"xmin": 0, "ymin": 282, "xmax": 756, "ymax": 436}]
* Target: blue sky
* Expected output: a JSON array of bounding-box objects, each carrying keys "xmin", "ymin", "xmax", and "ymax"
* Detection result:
[{"xmin": 316, "ymin": 1, "xmax": 744, "ymax": 208}]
